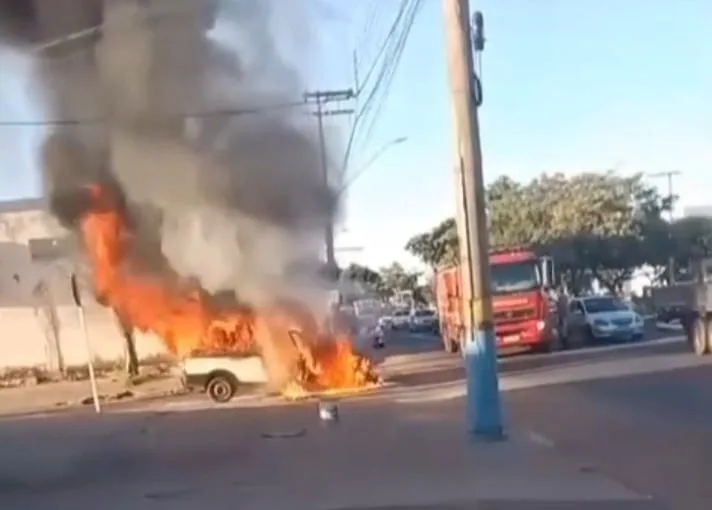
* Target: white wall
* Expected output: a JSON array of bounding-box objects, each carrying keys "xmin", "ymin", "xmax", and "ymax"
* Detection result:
[
  {"xmin": 0, "ymin": 202, "xmax": 170, "ymax": 370},
  {"xmin": 0, "ymin": 305, "xmax": 168, "ymax": 370}
]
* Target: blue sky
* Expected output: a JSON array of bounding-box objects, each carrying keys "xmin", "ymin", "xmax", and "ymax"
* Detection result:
[
  {"xmin": 1, "ymin": 0, "xmax": 711, "ymax": 273},
  {"xmin": 322, "ymin": 0, "xmax": 712, "ymax": 271}
]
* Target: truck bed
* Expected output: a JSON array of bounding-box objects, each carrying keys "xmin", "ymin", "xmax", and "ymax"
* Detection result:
[{"xmin": 649, "ymin": 282, "xmax": 712, "ymax": 311}]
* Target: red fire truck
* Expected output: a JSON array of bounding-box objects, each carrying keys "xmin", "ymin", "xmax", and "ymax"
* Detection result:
[{"xmin": 435, "ymin": 247, "xmax": 558, "ymax": 354}]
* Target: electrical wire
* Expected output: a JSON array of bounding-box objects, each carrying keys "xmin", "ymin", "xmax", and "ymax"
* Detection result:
[
  {"xmin": 0, "ymin": 100, "xmax": 308, "ymax": 127},
  {"xmin": 356, "ymin": 0, "xmax": 422, "ymax": 152},
  {"xmin": 32, "ymin": 0, "xmax": 206, "ymax": 53},
  {"xmin": 342, "ymin": 0, "xmax": 410, "ymax": 168},
  {"xmin": 340, "ymin": 0, "xmax": 418, "ymax": 175},
  {"xmin": 356, "ymin": 0, "xmax": 410, "ymax": 96},
  {"xmin": 355, "ymin": 0, "xmax": 380, "ymax": 59}
]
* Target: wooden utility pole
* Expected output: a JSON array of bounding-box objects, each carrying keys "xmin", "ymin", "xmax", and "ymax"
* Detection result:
[
  {"xmin": 649, "ymin": 170, "xmax": 681, "ymax": 284},
  {"xmin": 304, "ymin": 89, "xmax": 355, "ymax": 278},
  {"xmin": 443, "ymin": 1, "xmax": 503, "ymax": 439}
]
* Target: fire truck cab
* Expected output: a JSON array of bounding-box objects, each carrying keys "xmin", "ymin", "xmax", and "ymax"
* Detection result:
[{"xmin": 435, "ymin": 247, "xmax": 558, "ymax": 354}]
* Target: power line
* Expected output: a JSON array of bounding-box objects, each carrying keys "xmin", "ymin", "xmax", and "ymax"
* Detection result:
[
  {"xmin": 355, "ymin": 0, "xmax": 380, "ymax": 58},
  {"xmin": 341, "ymin": 0, "xmax": 420, "ymax": 174},
  {"xmin": 0, "ymin": 100, "xmax": 308, "ymax": 127},
  {"xmin": 341, "ymin": 1, "xmax": 410, "ymax": 171},
  {"xmin": 356, "ymin": 0, "xmax": 410, "ymax": 95},
  {"xmin": 357, "ymin": 0, "xmax": 423, "ymax": 151}
]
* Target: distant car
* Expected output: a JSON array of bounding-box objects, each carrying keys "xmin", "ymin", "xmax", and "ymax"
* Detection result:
[
  {"xmin": 390, "ymin": 309, "xmax": 411, "ymax": 330},
  {"xmin": 564, "ymin": 296, "xmax": 644, "ymax": 344},
  {"xmin": 409, "ymin": 309, "xmax": 438, "ymax": 332},
  {"xmin": 377, "ymin": 315, "xmax": 394, "ymax": 330},
  {"xmin": 180, "ymin": 355, "xmax": 267, "ymax": 403}
]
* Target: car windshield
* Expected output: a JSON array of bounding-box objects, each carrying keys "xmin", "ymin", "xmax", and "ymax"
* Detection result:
[
  {"xmin": 583, "ymin": 297, "xmax": 628, "ymax": 314},
  {"xmin": 393, "ymin": 310, "xmax": 409, "ymax": 317},
  {"xmin": 414, "ymin": 310, "xmax": 434, "ymax": 317},
  {"xmin": 490, "ymin": 261, "xmax": 540, "ymax": 294}
]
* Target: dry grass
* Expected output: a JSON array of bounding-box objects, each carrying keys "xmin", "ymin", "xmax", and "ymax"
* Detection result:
[{"xmin": 0, "ymin": 353, "xmax": 179, "ymax": 389}]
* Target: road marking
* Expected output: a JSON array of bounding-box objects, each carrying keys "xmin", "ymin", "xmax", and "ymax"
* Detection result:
[{"xmin": 526, "ymin": 429, "xmax": 556, "ymax": 449}]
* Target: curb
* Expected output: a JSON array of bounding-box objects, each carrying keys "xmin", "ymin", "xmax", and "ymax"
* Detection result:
[{"xmin": 655, "ymin": 322, "xmax": 683, "ymax": 331}]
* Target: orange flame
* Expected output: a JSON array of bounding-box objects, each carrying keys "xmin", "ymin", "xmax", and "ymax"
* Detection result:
[{"xmin": 78, "ymin": 185, "xmax": 379, "ymax": 396}]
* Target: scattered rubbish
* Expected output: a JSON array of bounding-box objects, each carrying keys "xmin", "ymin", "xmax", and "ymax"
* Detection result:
[
  {"xmin": 144, "ymin": 487, "xmax": 193, "ymax": 501},
  {"xmin": 80, "ymin": 390, "xmax": 135, "ymax": 405},
  {"xmin": 81, "ymin": 395, "xmax": 106, "ymax": 405},
  {"xmin": 114, "ymin": 390, "xmax": 134, "ymax": 400},
  {"xmin": 318, "ymin": 400, "xmax": 339, "ymax": 423},
  {"xmin": 260, "ymin": 428, "xmax": 307, "ymax": 439}
]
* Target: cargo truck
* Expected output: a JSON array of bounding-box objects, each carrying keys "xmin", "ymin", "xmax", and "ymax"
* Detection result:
[{"xmin": 649, "ymin": 257, "xmax": 712, "ymax": 356}]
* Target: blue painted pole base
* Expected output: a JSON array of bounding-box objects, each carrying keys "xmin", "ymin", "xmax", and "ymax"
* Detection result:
[{"xmin": 464, "ymin": 326, "xmax": 505, "ymax": 441}]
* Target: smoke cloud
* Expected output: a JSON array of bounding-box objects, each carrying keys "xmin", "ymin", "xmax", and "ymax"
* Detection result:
[
  {"xmin": 0, "ymin": 1, "xmax": 346, "ymax": 387},
  {"xmin": 4, "ymin": 0, "xmax": 340, "ymax": 313}
]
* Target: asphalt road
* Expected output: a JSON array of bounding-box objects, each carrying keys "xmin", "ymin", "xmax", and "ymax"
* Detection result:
[
  {"xmin": 504, "ymin": 338, "xmax": 712, "ymax": 510},
  {"xmin": 382, "ymin": 323, "xmax": 712, "ymax": 509},
  {"xmin": 0, "ymin": 322, "xmax": 698, "ymax": 509},
  {"xmin": 380, "ymin": 319, "xmax": 681, "ymax": 381}
]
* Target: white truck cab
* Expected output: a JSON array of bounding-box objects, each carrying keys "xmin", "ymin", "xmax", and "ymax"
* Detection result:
[{"xmin": 180, "ymin": 355, "xmax": 268, "ymax": 403}]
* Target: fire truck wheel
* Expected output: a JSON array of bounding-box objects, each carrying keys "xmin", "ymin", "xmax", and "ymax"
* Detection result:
[
  {"xmin": 692, "ymin": 318, "xmax": 711, "ymax": 356},
  {"xmin": 206, "ymin": 372, "xmax": 238, "ymax": 403},
  {"xmin": 534, "ymin": 340, "xmax": 553, "ymax": 354},
  {"xmin": 443, "ymin": 336, "xmax": 459, "ymax": 354}
]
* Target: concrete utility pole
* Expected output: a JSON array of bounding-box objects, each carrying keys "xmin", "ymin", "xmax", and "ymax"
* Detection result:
[
  {"xmin": 304, "ymin": 89, "xmax": 355, "ymax": 278},
  {"xmin": 649, "ymin": 170, "xmax": 681, "ymax": 284},
  {"xmin": 442, "ymin": 1, "xmax": 503, "ymax": 439}
]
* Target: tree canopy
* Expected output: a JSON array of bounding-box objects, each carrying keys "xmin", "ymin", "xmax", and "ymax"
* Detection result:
[
  {"xmin": 405, "ymin": 170, "xmax": 712, "ymax": 294},
  {"xmin": 338, "ymin": 262, "xmax": 425, "ymax": 301}
]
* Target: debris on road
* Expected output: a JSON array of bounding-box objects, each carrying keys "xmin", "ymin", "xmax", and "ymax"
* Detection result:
[{"xmin": 260, "ymin": 428, "xmax": 307, "ymax": 439}]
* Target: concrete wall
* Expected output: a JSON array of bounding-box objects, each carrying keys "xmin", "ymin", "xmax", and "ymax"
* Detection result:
[
  {"xmin": 0, "ymin": 305, "xmax": 168, "ymax": 370},
  {"xmin": 0, "ymin": 201, "xmax": 170, "ymax": 370}
]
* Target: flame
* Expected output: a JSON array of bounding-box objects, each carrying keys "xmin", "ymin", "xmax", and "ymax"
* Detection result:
[{"xmin": 77, "ymin": 185, "xmax": 380, "ymax": 396}]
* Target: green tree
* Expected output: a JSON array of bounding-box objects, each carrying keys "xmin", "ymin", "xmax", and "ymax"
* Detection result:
[
  {"xmin": 405, "ymin": 170, "xmax": 671, "ymax": 294},
  {"xmin": 341, "ymin": 263, "xmax": 383, "ymax": 288},
  {"xmin": 379, "ymin": 262, "xmax": 420, "ymax": 296},
  {"xmin": 404, "ymin": 218, "xmax": 458, "ymax": 270},
  {"xmin": 669, "ymin": 216, "xmax": 712, "ymax": 276},
  {"xmin": 339, "ymin": 263, "xmax": 386, "ymax": 299}
]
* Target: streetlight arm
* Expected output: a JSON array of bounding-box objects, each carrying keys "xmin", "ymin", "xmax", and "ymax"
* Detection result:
[{"xmin": 339, "ymin": 137, "xmax": 408, "ymax": 195}]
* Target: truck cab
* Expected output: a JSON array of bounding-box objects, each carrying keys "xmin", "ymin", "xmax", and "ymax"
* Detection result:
[
  {"xmin": 489, "ymin": 248, "xmax": 557, "ymax": 351},
  {"xmin": 435, "ymin": 248, "xmax": 558, "ymax": 354}
]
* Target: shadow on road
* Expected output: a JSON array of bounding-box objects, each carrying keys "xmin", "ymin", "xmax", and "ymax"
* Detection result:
[
  {"xmin": 387, "ymin": 365, "xmax": 464, "ymax": 388},
  {"xmin": 379, "ymin": 334, "xmax": 688, "ymax": 391}
]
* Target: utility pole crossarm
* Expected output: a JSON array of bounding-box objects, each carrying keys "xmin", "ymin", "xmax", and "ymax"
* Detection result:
[{"xmin": 304, "ymin": 89, "xmax": 355, "ymax": 102}]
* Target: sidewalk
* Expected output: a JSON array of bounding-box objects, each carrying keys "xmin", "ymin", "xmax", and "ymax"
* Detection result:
[
  {"xmin": 0, "ymin": 399, "xmax": 658, "ymax": 509},
  {"xmin": 0, "ymin": 374, "xmax": 182, "ymax": 418},
  {"xmin": 655, "ymin": 320, "xmax": 683, "ymax": 332}
]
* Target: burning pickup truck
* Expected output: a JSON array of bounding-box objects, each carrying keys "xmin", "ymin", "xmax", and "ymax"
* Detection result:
[{"xmin": 180, "ymin": 354, "xmax": 268, "ymax": 403}]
